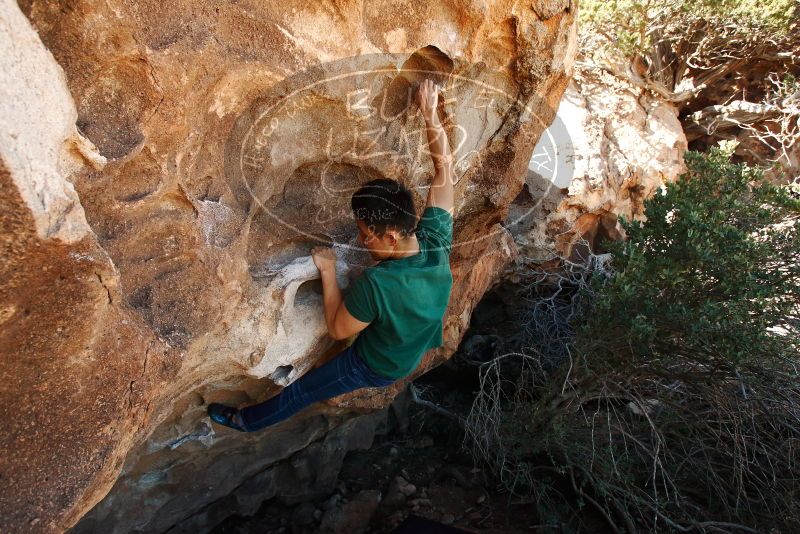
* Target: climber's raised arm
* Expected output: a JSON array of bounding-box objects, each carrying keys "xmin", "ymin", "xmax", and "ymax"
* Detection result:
[{"xmin": 416, "ymin": 79, "xmax": 454, "ymax": 215}]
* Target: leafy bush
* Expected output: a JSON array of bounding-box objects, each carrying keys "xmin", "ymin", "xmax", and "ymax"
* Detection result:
[
  {"xmin": 587, "ymin": 143, "xmax": 799, "ymax": 367},
  {"xmin": 466, "ymin": 147, "xmax": 800, "ymax": 531},
  {"xmin": 578, "ymin": 0, "xmax": 800, "ymax": 112},
  {"xmin": 581, "ymin": 0, "xmax": 797, "ymax": 57}
]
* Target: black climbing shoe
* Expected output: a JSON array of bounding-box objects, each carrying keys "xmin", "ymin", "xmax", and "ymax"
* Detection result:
[{"xmin": 207, "ymin": 403, "xmax": 247, "ymax": 432}]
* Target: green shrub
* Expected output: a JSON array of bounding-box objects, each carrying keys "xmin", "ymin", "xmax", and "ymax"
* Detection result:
[
  {"xmin": 584, "ymin": 143, "xmax": 799, "ymax": 369},
  {"xmin": 580, "ymin": 0, "xmax": 797, "ymax": 57},
  {"xmin": 467, "ymin": 148, "xmax": 800, "ymax": 531}
]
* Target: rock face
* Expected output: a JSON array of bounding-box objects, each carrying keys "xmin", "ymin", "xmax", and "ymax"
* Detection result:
[
  {"xmin": 1, "ymin": 0, "xmax": 577, "ymax": 531},
  {"xmin": 0, "ymin": 2, "xmax": 176, "ymax": 532},
  {"xmin": 509, "ymin": 67, "xmax": 688, "ymax": 260}
]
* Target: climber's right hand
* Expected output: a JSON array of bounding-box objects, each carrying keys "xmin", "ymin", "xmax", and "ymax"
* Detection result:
[
  {"xmin": 415, "ymin": 79, "xmax": 439, "ymax": 121},
  {"xmin": 311, "ymin": 246, "xmax": 337, "ymax": 274}
]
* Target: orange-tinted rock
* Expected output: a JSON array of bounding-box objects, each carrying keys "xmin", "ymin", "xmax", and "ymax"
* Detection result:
[{"xmin": 2, "ymin": 0, "xmax": 577, "ymax": 530}]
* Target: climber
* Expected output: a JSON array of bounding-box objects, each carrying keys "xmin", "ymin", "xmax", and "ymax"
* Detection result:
[{"xmin": 208, "ymin": 79, "xmax": 454, "ymax": 432}]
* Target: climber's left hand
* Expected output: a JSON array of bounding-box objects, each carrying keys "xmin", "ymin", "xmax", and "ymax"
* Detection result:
[{"xmin": 311, "ymin": 246, "xmax": 337, "ymax": 273}]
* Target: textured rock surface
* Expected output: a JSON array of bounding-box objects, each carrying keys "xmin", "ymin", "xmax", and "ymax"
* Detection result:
[
  {"xmin": 510, "ymin": 67, "xmax": 688, "ymax": 260},
  {"xmin": 1, "ymin": 0, "xmax": 577, "ymax": 531},
  {"xmin": 0, "ymin": 2, "xmax": 176, "ymax": 531}
]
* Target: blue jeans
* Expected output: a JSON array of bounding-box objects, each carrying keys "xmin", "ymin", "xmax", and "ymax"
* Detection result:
[{"xmin": 239, "ymin": 344, "xmax": 396, "ymax": 432}]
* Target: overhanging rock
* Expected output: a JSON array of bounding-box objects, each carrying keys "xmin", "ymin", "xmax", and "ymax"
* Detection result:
[{"xmin": 1, "ymin": 0, "xmax": 577, "ymax": 531}]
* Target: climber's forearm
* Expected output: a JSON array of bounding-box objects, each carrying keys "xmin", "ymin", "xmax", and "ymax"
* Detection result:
[
  {"xmin": 423, "ymin": 112, "xmax": 454, "ymax": 212},
  {"xmin": 319, "ymin": 267, "xmax": 343, "ymax": 336},
  {"xmin": 424, "ymin": 111, "xmax": 452, "ymax": 174}
]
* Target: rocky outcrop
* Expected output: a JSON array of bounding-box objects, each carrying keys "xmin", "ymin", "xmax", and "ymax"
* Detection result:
[
  {"xmin": 0, "ymin": 2, "xmax": 176, "ymax": 531},
  {"xmin": 509, "ymin": 66, "xmax": 688, "ymax": 260},
  {"xmin": 0, "ymin": 0, "xmax": 577, "ymax": 532}
]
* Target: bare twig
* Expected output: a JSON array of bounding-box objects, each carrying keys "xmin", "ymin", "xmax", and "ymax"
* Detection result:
[{"xmin": 408, "ymin": 383, "xmax": 465, "ymax": 428}]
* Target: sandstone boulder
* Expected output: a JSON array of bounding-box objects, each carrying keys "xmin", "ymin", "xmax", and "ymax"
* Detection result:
[
  {"xmin": 1, "ymin": 0, "xmax": 577, "ymax": 531},
  {"xmin": 510, "ymin": 66, "xmax": 688, "ymax": 261}
]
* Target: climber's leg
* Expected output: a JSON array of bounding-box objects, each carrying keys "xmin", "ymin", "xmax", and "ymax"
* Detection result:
[{"xmin": 238, "ymin": 344, "xmax": 394, "ymax": 432}]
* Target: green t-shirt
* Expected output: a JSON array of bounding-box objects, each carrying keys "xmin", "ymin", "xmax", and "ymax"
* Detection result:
[{"xmin": 344, "ymin": 206, "xmax": 454, "ymax": 379}]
